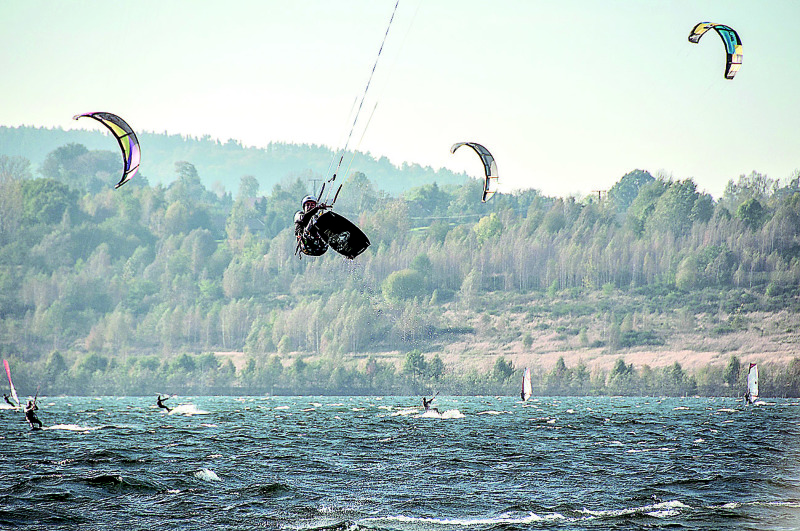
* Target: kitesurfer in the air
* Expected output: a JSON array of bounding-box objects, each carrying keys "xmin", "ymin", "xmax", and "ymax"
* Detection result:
[
  {"xmin": 24, "ymin": 399, "xmax": 42, "ymax": 429},
  {"xmin": 294, "ymin": 195, "xmax": 329, "ymax": 257},
  {"xmin": 157, "ymin": 395, "xmax": 172, "ymax": 413},
  {"xmin": 3, "ymin": 394, "xmax": 14, "ymax": 407}
]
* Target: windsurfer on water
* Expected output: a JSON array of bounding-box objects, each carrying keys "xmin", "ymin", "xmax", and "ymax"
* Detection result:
[
  {"xmin": 157, "ymin": 395, "xmax": 172, "ymax": 413},
  {"xmin": 3, "ymin": 394, "xmax": 14, "ymax": 407},
  {"xmin": 24, "ymin": 399, "xmax": 42, "ymax": 429}
]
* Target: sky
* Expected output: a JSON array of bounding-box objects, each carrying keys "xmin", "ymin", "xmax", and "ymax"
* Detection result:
[{"xmin": 2, "ymin": 0, "xmax": 799, "ymax": 199}]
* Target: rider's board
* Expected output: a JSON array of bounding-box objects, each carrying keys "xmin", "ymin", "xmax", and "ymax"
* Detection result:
[{"xmin": 315, "ymin": 211, "xmax": 370, "ymax": 259}]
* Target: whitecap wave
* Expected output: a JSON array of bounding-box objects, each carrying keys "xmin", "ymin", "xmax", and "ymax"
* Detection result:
[
  {"xmin": 168, "ymin": 404, "xmax": 209, "ymax": 415},
  {"xmin": 45, "ymin": 424, "xmax": 102, "ymax": 432},
  {"xmin": 709, "ymin": 502, "xmax": 741, "ymax": 509},
  {"xmin": 763, "ymin": 501, "xmax": 800, "ymax": 508},
  {"xmin": 417, "ymin": 409, "xmax": 465, "ymax": 419},
  {"xmin": 194, "ymin": 468, "xmax": 222, "ymax": 482},
  {"xmin": 361, "ymin": 511, "xmax": 562, "ymax": 526},
  {"xmin": 581, "ymin": 500, "xmax": 690, "ymax": 519}
]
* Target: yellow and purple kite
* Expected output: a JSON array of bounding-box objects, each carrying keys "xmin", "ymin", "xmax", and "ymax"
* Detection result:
[
  {"xmin": 73, "ymin": 111, "xmax": 141, "ymax": 189},
  {"xmin": 688, "ymin": 22, "xmax": 742, "ymax": 80}
]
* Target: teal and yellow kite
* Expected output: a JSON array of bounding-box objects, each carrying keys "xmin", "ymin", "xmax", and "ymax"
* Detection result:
[{"xmin": 688, "ymin": 22, "xmax": 742, "ymax": 80}]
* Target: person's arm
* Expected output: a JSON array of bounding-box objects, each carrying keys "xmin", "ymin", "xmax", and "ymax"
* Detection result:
[{"xmin": 300, "ymin": 204, "xmax": 326, "ymax": 226}]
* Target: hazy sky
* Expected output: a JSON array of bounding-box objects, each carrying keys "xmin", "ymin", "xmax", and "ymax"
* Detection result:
[{"xmin": 2, "ymin": 1, "xmax": 798, "ymax": 198}]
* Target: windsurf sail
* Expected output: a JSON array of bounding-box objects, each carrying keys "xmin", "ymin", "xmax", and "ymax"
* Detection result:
[
  {"xmin": 3, "ymin": 359, "xmax": 20, "ymax": 407},
  {"xmin": 746, "ymin": 363, "xmax": 758, "ymax": 403},
  {"xmin": 520, "ymin": 367, "xmax": 532, "ymax": 401}
]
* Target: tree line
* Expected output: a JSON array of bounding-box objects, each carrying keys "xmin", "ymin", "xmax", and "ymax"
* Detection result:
[{"xmin": 1, "ymin": 141, "xmax": 799, "ymax": 396}]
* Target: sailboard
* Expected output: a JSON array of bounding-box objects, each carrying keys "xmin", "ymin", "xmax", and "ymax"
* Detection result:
[
  {"xmin": 3, "ymin": 360, "xmax": 20, "ymax": 407},
  {"xmin": 746, "ymin": 363, "xmax": 758, "ymax": 404},
  {"xmin": 314, "ymin": 211, "xmax": 370, "ymax": 259},
  {"xmin": 520, "ymin": 367, "xmax": 532, "ymax": 401}
]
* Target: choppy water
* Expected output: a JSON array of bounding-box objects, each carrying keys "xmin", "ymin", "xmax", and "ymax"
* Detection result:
[{"xmin": 1, "ymin": 396, "xmax": 800, "ymax": 530}]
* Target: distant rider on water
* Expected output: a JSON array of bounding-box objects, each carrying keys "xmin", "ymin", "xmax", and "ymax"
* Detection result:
[
  {"xmin": 422, "ymin": 395, "xmax": 440, "ymax": 414},
  {"xmin": 24, "ymin": 400, "xmax": 43, "ymax": 429},
  {"xmin": 157, "ymin": 395, "xmax": 172, "ymax": 413}
]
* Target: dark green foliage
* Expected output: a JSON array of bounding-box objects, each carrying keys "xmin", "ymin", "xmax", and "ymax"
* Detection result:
[
  {"xmin": 737, "ymin": 198, "xmax": 765, "ymax": 230},
  {"xmin": 618, "ymin": 330, "xmax": 663, "ymax": 348},
  {"xmin": 382, "ymin": 269, "xmax": 427, "ymax": 301},
  {"xmin": 608, "ymin": 169, "xmax": 654, "ymax": 213},
  {"xmin": 492, "ymin": 357, "xmax": 514, "ymax": 381},
  {"xmin": 20, "ymin": 178, "xmax": 79, "ymax": 225}
]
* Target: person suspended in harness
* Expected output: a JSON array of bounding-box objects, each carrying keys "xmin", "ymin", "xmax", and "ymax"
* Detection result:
[{"xmin": 294, "ymin": 195, "xmax": 330, "ymax": 257}]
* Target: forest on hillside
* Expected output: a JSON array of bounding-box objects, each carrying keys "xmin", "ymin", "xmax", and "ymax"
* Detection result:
[
  {"xmin": 1, "ymin": 138, "xmax": 800, "ymax": 396},
  {"xmin": 0, "ymin": 125, "xmax": 468, "ymax": 195}
]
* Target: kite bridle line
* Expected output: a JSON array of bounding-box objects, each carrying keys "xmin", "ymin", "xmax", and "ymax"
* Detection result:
[
  {"xmin": 335, "ymin": 0, "xmax": 422, "ymax": 202},
  {"xmin": 321, "ymin": 96, "xmax": 358, "ymax": 195},
  {"xmin": 322, "ymin": 0, "xmax": 401, "ymax": 205}
]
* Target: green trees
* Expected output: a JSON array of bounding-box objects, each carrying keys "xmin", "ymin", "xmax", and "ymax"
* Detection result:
[
  {"xmin": 3, "ymin": 138, "xmax": 800, "ymax": 396},
  {"xmin": 608, "ymin": 169, "xmax": 654, "ymax": 213},
  {"xmin": 382, "ymin": 269, "xmax": 426, "ymax": 302},
  {"xmin": 492, "ymin": 357, "xmax": 514, "ymax": 381},
  {"xmin": 20, "ymin": 178, "xmax": 79, "ymax": 225},
  {"xmin": 737, "ymin": 198, "xmax": 765, "ymax": 230}
]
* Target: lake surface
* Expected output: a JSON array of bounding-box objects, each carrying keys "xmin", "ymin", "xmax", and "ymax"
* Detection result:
[{"xmin": 1, "ymin": 396, "xmax": 799, "ymax": 530}]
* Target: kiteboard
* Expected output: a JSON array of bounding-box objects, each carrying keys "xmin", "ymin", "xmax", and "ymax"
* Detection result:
[{"xmin": 314, "ymin": 211, "xmax": 370, "ymax": 259}]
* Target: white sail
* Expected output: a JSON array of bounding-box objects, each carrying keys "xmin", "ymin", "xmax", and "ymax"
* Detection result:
[
  {"xmin": 4, "ymin": 359, "xmax": 20, "ymax": 407},
  {"xmin": 746, "ymin": 363, "xmax": 759, "ymax": 402},
  {"xmin": 521, "ymin": 368, "xmax": 532, "ymax": 401}
]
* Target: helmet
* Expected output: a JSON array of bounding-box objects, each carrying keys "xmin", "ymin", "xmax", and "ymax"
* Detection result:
[{"xmin": 301, "ymin": 195, "xmax": 317, "ymax": 209}]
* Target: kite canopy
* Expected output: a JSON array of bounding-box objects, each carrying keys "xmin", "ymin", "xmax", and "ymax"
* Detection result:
[
  {"xmin": 73, "ymin": 111, "xmax": 141, "ymax": 189},
  {"xmin": 450, "ymin": 142, "xmax": 498, "ymax": 202},
  {"xmin": 688, "ymin": 22, "xmax": 742, "ymax": 80}
]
